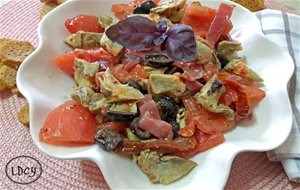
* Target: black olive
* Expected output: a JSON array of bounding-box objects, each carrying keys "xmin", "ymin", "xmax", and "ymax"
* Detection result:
[
  {"xmin": 164, "ymin": 66, "xmax": 183, "ymax": 74},
  {"xmin": 107, "ymin": 111, "xmax": 137, "ymax": 122},
  {"xmin": 207, "ymin": 80, "xmax": 223, "ymax": 95},
  {"xmin": 166, "ymin": 118, "xmax": 180, "ymax": 138},
  {"xmin": 94, "ymin": 129, "xmax": 122, "ymax": 151},
  {"xmin": 133, "ymin": 1, "xmax": 156, "ymax": 14},
  {"xmin": 127, "ymin": 80, "xmax": 147, "ymax": 93},
  {"xmin": 145, "ymin": 53, "xmax": 174, "ymax": 68},
  {"xmin": 130, "ymin": 117, "xmax": 151, "ymax": 139},
  {"xmin": 153, "ymin": 96, "xmax": 178, "ymax": 120},
  {"xmin": 216, "ymin": 52, "xmax": 229, "ymax": 68}
]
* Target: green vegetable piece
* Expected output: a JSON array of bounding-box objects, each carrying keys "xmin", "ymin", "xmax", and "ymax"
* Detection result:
[
  {"xmin": 97, "ymin": 70, "xmax": 144, "ymax": 102},
  {"xmin": 224, "ymin": 58, "xmax": 263, "ymax": 82},
  {"xmin": 71, "ymin": 86, "xmax": 108, "ymax": 112},
  {"xmin": 194, "ymin": 75, "xmax": 235, "ymax": 120},
  {"xmin": 195, "ymin": 36, "xmax": 214, "ymax": 64},
  {"xmin": 64, "ymin": 31, "xmax": 102, "ymax": 49},
  {"xmin": 142, "ymin": 66, "xmax": 167, "ymax": 75},
  {"xmin": 149, "ymin": 74, "xmax": 186, "ymax": 97},
  {"xmin": 126, "ymin": 128, "xmax": 140, "ymax": 141},
  {"xmin": 151, "ymin": 0, "xmax": 187, "ymax": 22},
  {"xmin": 137, "ymin": 150, "xmax": 197, "ymax": 185},
  {"xmin": 99, "ymin": 15, "xmax": 113, "ymax": 28},
  {"xmin": 74, "ymin": 58, "xmax": 99, "ymax": 88},
  {"xmin": 217, "ymin": 40, "xmax": 243, "ymax": 61},
  {"xmin": 100, "ymin": 32, "xmax": 123, "ymax": 56}
]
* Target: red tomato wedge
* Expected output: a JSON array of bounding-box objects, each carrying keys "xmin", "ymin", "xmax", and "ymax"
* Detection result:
[
  {"xmin": 174, "ymin": 130, "xmax": 224, "ymax": 159},
  {"xmin": 39, "ymin": 100, "xmax": 97, "ymax": 145},
  {"xmin": 112, "ymin": 0, "xmax": 160, "ymax": 20},
  {"xmin": 53, "ymin": 48, "xmax": 115, "ymax": 76},
  {"xmin": 207, "ymin": 3, "xmax": 235, "ymax": 46},
  {"xmin": 181, "ymin": 3, "xmax": 217, "ymax": 37},
  {"xmin": 65, "ymin": 15, "xmax": 104, "ymax": 34},
  {"xmin": 110, "ymin": 63, "xmax": 149, "ymax": 83},
  {"xmin": 182, "ymin": 96, "xmax": 235, "ymax": 134}
]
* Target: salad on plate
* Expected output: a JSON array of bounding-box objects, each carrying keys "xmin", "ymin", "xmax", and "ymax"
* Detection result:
[{"xmin": 38, "ymin": 0, "xmax": 265, "ymax": 184}]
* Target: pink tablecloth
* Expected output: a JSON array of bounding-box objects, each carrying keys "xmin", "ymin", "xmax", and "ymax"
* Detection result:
[{"xmin": 0, "ymin": 0, "xmax": 299, "ymax": 189}]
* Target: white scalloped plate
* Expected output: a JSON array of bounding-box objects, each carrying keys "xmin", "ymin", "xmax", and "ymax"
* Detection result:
[{"xmin": 17, "ymin": 0, "xmax": 294, "ymax": 189}]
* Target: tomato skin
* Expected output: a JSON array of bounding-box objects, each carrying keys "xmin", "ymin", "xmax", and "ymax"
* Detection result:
[
  {"xmin": 112, "ymin": 0, "xmax": 160, "ymax": 20},
  {"xmin": 39, "ymin": 100, "xmax": 97, "ymax": 145},
  {"xmin": 65, "ymin": 15, "xmax": 104, "ymax": 34},
  {"xmin": 182, "ymin": 96, "xmax": 235, "ymax": 134},
  {"xmin": 181, "ymin": 3, "xmax": 217, "ymax": 37},
  {"xmin": 98, "ymin": 122, "xmax": 129, "ymax": 133},
  {"xmin": 110, "ymin": 64, "xmax": 149, "ymax": 83},
  {"xmin": 174, "ymin": 130, "xmax": 224, "ymax": 159},
  {"xmin": 53, "ymin": 48, "xmax": 115, "ymax": 76}
]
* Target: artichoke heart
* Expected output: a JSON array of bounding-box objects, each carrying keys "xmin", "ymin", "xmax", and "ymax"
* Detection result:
[
  {"xmin": 224, "ymin": 58, "xmax": 263, "ymax": 82},
  {"xmin": 137, "ymin": 150, "xmax": 197, "ymax": 185},
  {"xmin": 149, "ymin": 74, "xmax": 186, "ymax": 97},
  {"xmin": 71, "ymin": 86, "xmax": 108, "ymax": 112},
  {"xmin": 64, "ymin": 31, "xmax": 102, "ymax": 49},
  {"xmin": 217, "ymin": 40, "xmax": 243, "ymax": 61},
  {"xmin": 100, "ymin": 32, "xmax": 123, "ymax": 56},
  {"xmin": 194, "ymin": 75, "xmax": 235, "ymax": 120},
  {"xmin": 97, "ymin": 70, "xmax": 144, "ymax": 102},
  {"xmin": 74, "ymin": 58, "xmax": 99, "ymax": 88},
  {"xmin": 195, "ymin": 36, "xmax": 214, "ymax": 64},
  {"xmin": 99, "ymin": 15, "xmax": 113, "ymax": 28},
  {"xmin": 151, "ymin": 0, "xmax": 186, "ymax": 22}
]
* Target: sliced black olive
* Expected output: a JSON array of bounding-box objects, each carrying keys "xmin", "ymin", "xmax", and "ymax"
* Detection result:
[
  {"xmin": 164, "ymin": 66, "xmax": 183, "ymax": 74},
  {"xmin": 153, "ymin": 96, "xmax": 178, "ymax": 120},
  {"xmin": 94, "ymin": 129, "xmax": 122, "ymax": 151},
  {"xmin": 216, "ymin": 51, "xmax": 229, "ymax": 68},
  {"xmin": 106, "ymin": 103, "xmax": 138, "ymax": 122},
  {"xmin": 127, "ymin": 80, "xmax": 146, "ymax": 93},
  {"xmin": 145, "ymin": 53, "xmax": 174, "ymax": 68},
  {"xmin": 130, "ymin": 117, "xmax": 151, "ymax": 139},
  {"xmin": 207, "ymin": 79, "xmax": 223, "ymax": 95},
  {"xmin": 133, "ymin": 1, "xmax": 157, "ymax": 14},
  {"xmin": 107, "ymin": 111, "xmax": 136, "ymax": 122},
  {"xmin": 166, "ymin": 118, "xmax": 180, "ymax": 138}
]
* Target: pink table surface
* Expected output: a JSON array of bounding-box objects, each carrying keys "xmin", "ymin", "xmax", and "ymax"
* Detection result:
[{"xmin": 0, "ymin": 0, "xmax": 299, "ymax": 189}]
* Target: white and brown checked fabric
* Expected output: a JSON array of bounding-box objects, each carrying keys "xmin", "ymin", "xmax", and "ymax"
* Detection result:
[{"xmin": 256, "ymin": 9, "xmax": 300, "ymax": 183}]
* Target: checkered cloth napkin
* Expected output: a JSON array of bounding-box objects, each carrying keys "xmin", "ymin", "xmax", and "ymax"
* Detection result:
[{"xmin": 255, "ymin": 9, "xmax": 300, "ymax": 183}]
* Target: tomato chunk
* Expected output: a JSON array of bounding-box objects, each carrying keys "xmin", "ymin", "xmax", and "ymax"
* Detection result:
[
  {"xmin": 65, "ymin": 15, "xmax": 104, "ymax": 34},
  {"xmin": 181, "ymin": 3, "xmax": 217, "ymax": 37},
  {"xmin": 39, "ymin": 100, "xmax": 97, "ymax": 145},
  {"xmin": 53, "ymin": 48, "xmax": 115, "ymax": 76}
]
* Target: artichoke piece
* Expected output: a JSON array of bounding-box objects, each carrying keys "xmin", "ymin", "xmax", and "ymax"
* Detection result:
[
  {"xmin": 64, "ymin": 31, "xmax": 102, "ymax": 49},
  {"xmin": 149, "ymin": 74, "xmax": 186, "ymax": 98},
  {"xmin": 100, "ymin": 32, "xmax": 123, "ymax": 56},
  {"xmin": 99, "ymin": 15, "xmax": 113, "ymax": 28},
  {"xmin": 74, "ymin": 58, "xmax": 99, "ymax": 88},
  {"xmin": 97, "ymin": 70, "xmax": 144, "ymax": 102},
  {"xmin": 195, "ymin": 36, "xmax": 214, "ymax": 64},
  {"xmin": 126, "ymin": 128, "xmax": 140, "ymax": 141},
  {"xmin": 107, "ymin": 102, "xmax": 138, "ymax": 122},
  {"xmin": 71, "ymin": 86, "xmax": 108, "ymax": 112},
  {"xmin": 194, "ymin": 75, "xmax": 235, "ymax": 120},
  {"xmin": 217, "ymin": 40, "xmax": 243, "ymax": 61},
  {"xmin": 142, "ymin": 66, "xmax": 167, "ymax": 75},
  {"xmin": 150, "ymin": 0, "xmax": 186, "ymax": 22},
  {"xmin": 137, "ymin": 150, "xmax": 197, "ymax": 185},
  {"xmin": 224, "ymin": 58, "xmax": 263, "ymax": 82}
]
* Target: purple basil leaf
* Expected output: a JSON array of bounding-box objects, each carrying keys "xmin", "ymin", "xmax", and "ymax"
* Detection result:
[
  {"xmin": 106, "ymin": 16, "xmax": 159, "ymax": 50},
  {"xmin": 153, "ymin": 33, "xmax": 168, "ymax": 46},
  {"xmin": 165, "ymin": 24, "xmax": 196, "ymax": 62},
  {"xmin": 157, "ymin": 20, "xmax": 167, "ymax": 33}
]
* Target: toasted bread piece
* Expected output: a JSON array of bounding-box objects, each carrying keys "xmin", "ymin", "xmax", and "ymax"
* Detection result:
[
  {"xmin": 18, "ymin": 103, "xmax": 30, "ymax": 127},
  {"xmin": 0, "ymin": 38, "xmax": 12, "ymax": 48},
  {"xmin": 0, "ymin": 40, "xmax": 35, "ymax": 69},
  {"xmin": 231, "ymin": 0, "xmax": 264, "ymax": 12},
  {"xmin": 40, "ymin": 3, "xmax": 58, "ymax": 18},
  {"xmin": 0, "ymin": 64, "xmax": 17, "ymax": 89}
]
